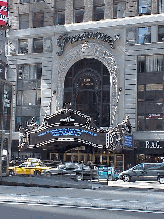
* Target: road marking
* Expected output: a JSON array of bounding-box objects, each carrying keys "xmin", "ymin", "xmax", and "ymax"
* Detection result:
[
  {"xmin": 60, "ymin": 205, "xmax": 76, "ymax": 208},
  {"xmin": 129, "ymin": 201, "xmax": 139, "ymax": 203},
  {"xmin": 111, "ymin": 200, "xmax": 121, "ymax": 202}
]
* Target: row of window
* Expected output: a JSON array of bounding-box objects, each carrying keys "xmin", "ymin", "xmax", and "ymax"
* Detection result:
[
  {"xmin": 17, "ymin": 26, "xmax": 164, "ymax": 55},
  {"xmin": 17, "ymin": 64, "xmax": 42, "ymax": 106},
  {"xmin": 19, "ymin": 5, "xmax": 105, "ymax": 29},
  {"xmin": 16, "ymin": 38, "xmax": 44, "ymax": 54},
  {"xmin": 136, "ymin": 25, "xmax": 164, "ymax": 45},
  {"xmin": 18, "ymin": 0, "xmax": 164, "ymax": 29},
  {"xmin": 137, "ymin": 54, "xmax": 164, "ymax": 131}
]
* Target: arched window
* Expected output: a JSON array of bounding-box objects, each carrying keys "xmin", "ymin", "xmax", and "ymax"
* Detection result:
[{"xmin": 64, "ymin": 58, "xmax": 110, "ymax": 127}]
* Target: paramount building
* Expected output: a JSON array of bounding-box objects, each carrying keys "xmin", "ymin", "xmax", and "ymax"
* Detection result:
[{"xmin": 6, "ymin": 0, "xmax": 164, "ymax": 170}]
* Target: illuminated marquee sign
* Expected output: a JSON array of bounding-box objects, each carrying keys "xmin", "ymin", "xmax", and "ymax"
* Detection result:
[
  {"xmin": 124, "ymin": 135, "xmax": 133, "ymax": 147},
  {"xmin": 38, "ymin": 128, "xmax": 97, "ymax": 137},
  {"xmin": 0, "ymin": 0, "xmax": 7, "ymax": 25}
]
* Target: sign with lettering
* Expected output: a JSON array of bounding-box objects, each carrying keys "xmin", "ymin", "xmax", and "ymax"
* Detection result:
[
  {"xmin": 145, "ymin": 141, "xmax": 162, "ymax": 149},
  {"xmin": 57, "ymin": 32, "xmax": 120, "ymax": 56},
  {"xmin": 124, "ymin": 135, "xmax": 133, "ymax": 147},
  {"xmin": 0, "ymin": 0, "xmax": 7, "ymax": 25},
  {"xmin": 38, "ymin": 128, "xmax": 97, "ymax": 137}
]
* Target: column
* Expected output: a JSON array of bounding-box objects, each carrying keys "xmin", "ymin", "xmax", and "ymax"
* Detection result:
[
  {"xmin": 83, "ymin": 0, "xmax": 93, "ymax": 22},
  {"xmin": 104, "ymin": 0, "xmax": 113, "ymax": 19},
  {"xmin": 65, "ymin": 0, "xmax": 74, "ymax": 24},
  {"xmin": 152, "ymin": 0, "xmax": 158, "ymax": 14}
]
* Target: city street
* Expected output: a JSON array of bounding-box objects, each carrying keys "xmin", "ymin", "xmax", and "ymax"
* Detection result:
[
  {"xmin": 0, "ymin": 183, "xmax": 164, "ymax": 215},
  {"xmin": 0, "ymin": 204, "xmax": 163, "ymax": 219}
]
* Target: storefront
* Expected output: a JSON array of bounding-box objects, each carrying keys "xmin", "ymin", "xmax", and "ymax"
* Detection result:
[{"xmin": 134, "ymin": 139, "xmax": 164, "ymax": 164}]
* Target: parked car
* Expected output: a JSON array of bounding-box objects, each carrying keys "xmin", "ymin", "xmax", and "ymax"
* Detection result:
[
  {"xmin": 9, "ymin": 161, "xmax": 50, "ymax": 176},
  {"xmin": 72, "ymin": 165, "xmax": 99, "ymax": 181},
  {"xmin": 43, "ymin": 164, "xmax": 65, "ymax": 177},
  {"xmin": 119, "ymin": 163, "xmax": 164, "ymax": 183},
  {"xmin": 43, "ymin": 163, "xmax": 79, "ymax": 177},
  {"xmin": 96, "ymin": 166, "xmax": 119, "ymax": 181}
]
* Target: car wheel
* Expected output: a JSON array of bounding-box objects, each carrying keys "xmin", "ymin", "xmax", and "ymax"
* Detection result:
[
  {"xmin": 34, "ymin": 171, "xmax": 41, "ymax": 176},
  {"xmin": 123, "ymin": 174, "xmax": 131, "ymax": 182},
  {"xmin": 158, "ymin": 176, "xmax": 164, "ymax": 184},
  {"xmin": 9, "ymin": 170, "xmax": 14, "ymax": 176},
  {"xmin": 46, "ymin": 172, "xmax": 52, "ymax": 177},
  {"xmin": 76, "ymin": 175, "xmax": 82, "ymax": 181}
]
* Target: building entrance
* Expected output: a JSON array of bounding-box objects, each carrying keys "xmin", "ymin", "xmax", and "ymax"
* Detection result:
[{"xmin": 64, "ymin": 58, "xmax": 110, "ymax": 127}]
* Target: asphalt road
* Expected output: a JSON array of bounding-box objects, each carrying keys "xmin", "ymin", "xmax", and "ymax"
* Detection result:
[
  {"xmin": 0, "ymin": 185, "xmax": 164, "ymax": 213},
  {"xmin": 0, "ymin": 204, "xmax": 163, "ymax": 219}
]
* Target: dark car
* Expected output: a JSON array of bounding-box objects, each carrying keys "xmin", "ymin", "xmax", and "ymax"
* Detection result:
[
  {"xmin": 119, "ymin": 163, "xmax": 164, "ymax": 183},
  {"xmin": 72, "ymin": 165, "xmax": 99, "ymax": 181}
]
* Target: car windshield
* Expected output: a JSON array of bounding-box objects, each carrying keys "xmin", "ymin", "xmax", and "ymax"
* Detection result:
[{"xmin": 132, "ymin": 164, "xmax": 143, "ymax": 170}]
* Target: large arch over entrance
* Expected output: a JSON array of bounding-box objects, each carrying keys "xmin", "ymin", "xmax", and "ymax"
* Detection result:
[
  {"xmin": 64, "ymin": 59, "xmax": 110, "ymax": 127},
  {"xmin": 57, "ymin": 42, "xmax": 118, "ymax": 127}
]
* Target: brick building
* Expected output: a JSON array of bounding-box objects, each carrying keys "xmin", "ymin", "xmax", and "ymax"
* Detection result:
[{"xmin": 6, "ymin": 0, "xmax": 164, "ymax": 169}]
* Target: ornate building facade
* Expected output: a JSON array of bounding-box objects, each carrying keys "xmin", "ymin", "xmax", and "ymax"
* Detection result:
[{"xmin": 6, "ymin": 0, "xmax": 164, "ymax": 169}]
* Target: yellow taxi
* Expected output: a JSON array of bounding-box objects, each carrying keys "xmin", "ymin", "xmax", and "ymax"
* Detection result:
[{"xmin": 9, "ymin": 160, "xmax": 51, "ymax": 176}]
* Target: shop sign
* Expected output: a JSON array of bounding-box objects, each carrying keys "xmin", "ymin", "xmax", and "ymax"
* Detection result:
[{"xmin": 145, "ymin": 141, "xmax": 162, "ymax": 149}]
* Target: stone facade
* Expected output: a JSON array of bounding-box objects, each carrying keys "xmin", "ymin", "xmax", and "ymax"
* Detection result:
[{"xmin": 6, "ymin": 0, "xmax": 164, "ymax": 162}]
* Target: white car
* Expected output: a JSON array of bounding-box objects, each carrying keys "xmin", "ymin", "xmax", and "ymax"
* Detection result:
[{"xmin": 43, "ymin": 164, "xmax": 65, "ymax": 177}]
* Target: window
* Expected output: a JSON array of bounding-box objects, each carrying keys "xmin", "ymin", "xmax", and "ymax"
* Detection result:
[
  {"xmin": 159, "ymin": 0, "xmax": 164, "ymax": 13},
  {"xmin": 20, "ymin": 0, "xmax": 30, "ymax": 3},
  {"xmin": 138, "ymin": 55, "xmax": 163, "ymax": 73},
  {"xmin": 146, "ymin": 55, "xmax": 163, "ymax": 72},
  {"xmin": 15, "ymin": 116, "xmax": 34, "ymax": 131},
  {"xmin": 139, "ymin": 0, "xmax": 151, "ymax": 15},
  {"xmin": 137, "ymin": 55, "xmax": 164, "ymax": 131},
  {"xmin": 19, "ymin": 14, "xmax": 29, "ymax": 29},
  {"xmin": 74, "ymin": 8, "xmax": 84, "ymax": 23},
  {"xmin": 33, "ymin": 12, "xmax": 44, "ymax": 28},
  {"xmin": 56, "ymin": 11, "xmax": 65, "ymax": 25},
  {"xmin": 18, "ymin": 65, "xmax": 30, "ymax": 80},
  {"xmin": 18, "ymin": 64, "xmax": 42, "ymax": 80},
  {"xmin": 64, "ymin": 59, "xmax": 110, "ymax": 127},
  {"xmin": 33, "ymin": 38, "xmax": 43, "ymax": 53},
  {"xmin": 113, "ymin": 2, "xmax": 126, "ymax": 19},
  {"xmin": 19, "ymin": 39, "xmax": 28, "ymax": 54},
  {"xmin": 94, "ymin": 5, "xmax": 104, "ymax": 21},
  {"xmin": 138, "ymin": 27, "xmax": 151, "ymax": 44},
  {"xmin": 158, "ymin": 25, "xmax": 164, "ymax": 42},
  {"xmin": 17, "ymin": 90, "xmax": 41, "ymax": 106}
]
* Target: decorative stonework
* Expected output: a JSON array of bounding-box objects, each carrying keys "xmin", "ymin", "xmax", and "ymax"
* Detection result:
[
  {"xmin": 44, "ymin": 37, "xmax": 52, "ymax": 52},
  {"xmin": 56, "ymin": 42, "xmax": 118, "ymax": 127},
  {"xmin": 56, "ymin": 32, "xmax": 120, "ymax": 56}
]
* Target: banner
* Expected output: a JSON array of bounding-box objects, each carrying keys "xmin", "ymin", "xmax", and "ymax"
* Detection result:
[{"xmin": 0, "ymin": 0, "xmax": 7, "ymax": 25}]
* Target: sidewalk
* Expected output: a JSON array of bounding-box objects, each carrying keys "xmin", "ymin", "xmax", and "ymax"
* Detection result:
[{"xmin": 1, "ymin": 175, "xmax": 164, "ymax": 190}]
